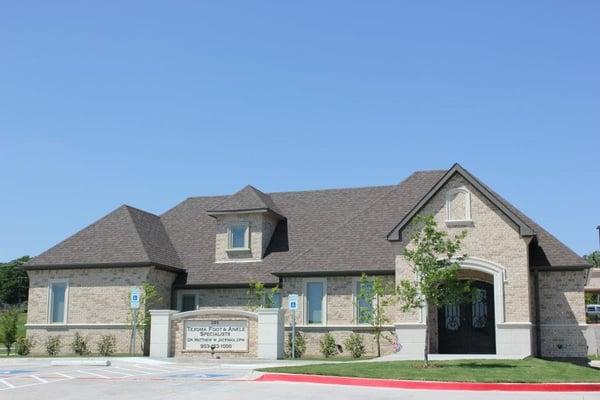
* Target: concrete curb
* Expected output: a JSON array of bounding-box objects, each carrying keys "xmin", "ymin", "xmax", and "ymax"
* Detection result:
[
  {"xmin": 257, "ymin": 373, "xmax": 600, "ymax": 392},
  {"xmin": 51, "ymin": 360, "xmax": 111, "ymax": 366}
]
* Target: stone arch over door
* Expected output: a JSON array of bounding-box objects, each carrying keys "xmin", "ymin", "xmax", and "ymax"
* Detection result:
[
  {"xmin": 421, "ymin": 257, "xmax": 506, "ymax": 325},
  {"xmin": 425, "ymin": 257, "xmax": 507, "ymax": 355}
]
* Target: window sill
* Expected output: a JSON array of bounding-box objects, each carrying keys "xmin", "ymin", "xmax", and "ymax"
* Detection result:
[
  {"xmin": 226, "ymin": 247, "xmax": 251, "ymax": 253},
  {"xmin": 445, "ymin": 219, "xmax": 474, "ymax": 227}
]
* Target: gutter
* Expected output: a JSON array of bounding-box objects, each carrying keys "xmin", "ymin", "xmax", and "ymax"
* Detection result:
[{"xmin": 21, "ymin": 261, "xmax": 186, "ymax": 274}]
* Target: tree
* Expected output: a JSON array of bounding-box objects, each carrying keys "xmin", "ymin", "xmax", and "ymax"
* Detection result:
[
  {"xmin": 357, "ymin": 274, "xmax": 397, "ymax": 357},
  {"xmin": 247, "ymin": 280, "xmax": 280, "ymax": 309},
  {"xmin": 398, "ymin": 214, "xmax": 474, "ymax": 365},
  {"xmin": 127, "ymin": 282, "xmax": 162, "ymax": 354},
  {"xmin": 0, "ymin": 256, "xmax": 30, "ymax": 305},
  {"xmin": 585, "ymin": 251, "xmax": 600, "ymax": 268},
  {"xmin": 0, "ymin": 309, "xmax": 19, "ymax": 355}
]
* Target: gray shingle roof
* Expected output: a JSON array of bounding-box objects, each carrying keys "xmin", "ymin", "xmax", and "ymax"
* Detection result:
[
  {"xmin": 26, "ymin": 205, "xmax": 183, "ymax": 269},
  {"xmin": 207, "ymin": 185, "xmax": 283, "ymax": 218},
  {"xmin": 26, "ymin": 166, "xmax": 589, "ymax": 283}
]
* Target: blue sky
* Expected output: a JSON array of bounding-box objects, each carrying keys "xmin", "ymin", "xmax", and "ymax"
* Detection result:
[{"xmin": 1, "ymin": 2, "xmax": 598, "ymax": 261}]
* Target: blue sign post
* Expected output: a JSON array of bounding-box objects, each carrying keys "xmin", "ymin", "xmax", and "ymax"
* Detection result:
[
  {"xmin": 130, "ymin": 288, "xmax": 141, "ymax": 354},
  {"xmin": 288, "ymin": 294, "xmax": 298, "ymax": 359}
]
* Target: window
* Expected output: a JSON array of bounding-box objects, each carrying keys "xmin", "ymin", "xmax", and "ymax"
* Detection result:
[
  {"xmin": 228, "ymin": 224, "xmax": 249, "ymax": 250},
  {"xmin": 49, "ymin": 280, "xmax": 68, "ymax": 324},
  {"xmin": 177, "ymin": 291, "xmax": 199, "ymax": 312},
  {"xmin": 355, "ymin": 280, "xmax": 374, "ymax": 324},
  {"xmin": 305, "ymin": 279, "xmax": 326, "ymax": 324},
  {"xmin": 271, "ymin": 292, "xmax": 282, "ymax": 308},
  {"xmin": 181, "ymin": 294, "xmax": 197, "ymax": 312}
]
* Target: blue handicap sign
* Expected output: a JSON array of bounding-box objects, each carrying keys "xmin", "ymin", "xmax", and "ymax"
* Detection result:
[
  {"xmin": 0, "ymin": 369, "xmax": 34, "ymax": 375},
  {"xmin": 167, "ymin": 372, "xmax": 228, "ymax": 379}
]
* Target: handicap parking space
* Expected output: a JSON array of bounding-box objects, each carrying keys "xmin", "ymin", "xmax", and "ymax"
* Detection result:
[{"xmin": 0, "ymin": 359, "xmax": 249, "ymax": 393}]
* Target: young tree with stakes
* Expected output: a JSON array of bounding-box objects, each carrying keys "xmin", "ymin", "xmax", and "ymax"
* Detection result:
[
  {"xmin": 398, "ymin": 214, "xmax": 475, "ymax": 365},
  {"xmin": 357, "ymin": 274, "xmax": 398, "ymax": 358}
]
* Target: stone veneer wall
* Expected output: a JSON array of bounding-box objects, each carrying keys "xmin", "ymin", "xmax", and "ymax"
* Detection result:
[
  {"xmin": 214, "ymin": 213, "xmax": 278, "ymax": 262},
  {"xmin": 280, "ymin": 275, "xmax": 398, "ymax": 357},
  {"xmin": 394, "ymin": 174, "xmax": 532, "ymax": 325},
  {"xmin": 26, "ymin": 266, "xmax": 177, "ymax": 354},
  {"xmin": 171, "ymin": 314, "xmax": 258, "ymax": 358},
  {"xmin": 538, "ymin": 270, "xmax": 588, "ymax": 357},
  {"xmin": 198, "ymin": 288, "xmax": 251, "ymax": 309}
]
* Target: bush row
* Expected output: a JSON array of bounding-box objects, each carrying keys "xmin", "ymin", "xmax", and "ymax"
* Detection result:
[
  {"xmin": 11, "ymin": 333, "xmax": 118, "ymax": 356},
  {"xmin": 286, "ymin": 332, "xmax": 367, "ymax": 359}
]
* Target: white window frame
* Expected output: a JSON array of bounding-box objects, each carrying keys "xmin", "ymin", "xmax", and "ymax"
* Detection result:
[
  {"xmin": 177, "ymin": 290, "xmax": 200, "ymax": 312},
  {"xmin": 227, "ymin": 222, "xmax": 250, "ymax": 251},
  {"xmin": 47, "ymin": 279, "xmax": 69, "ymax": 324},
  {"xmin": 352, "ymin": 277, "xmax": 375, "ymax": 325},
  {"xmin": 303, "ymin": 278, "xmax": 327, "ymax": 325},
  {"xmin": 445, "ymin": 186, "xmax": 472, "ymax": 225}
]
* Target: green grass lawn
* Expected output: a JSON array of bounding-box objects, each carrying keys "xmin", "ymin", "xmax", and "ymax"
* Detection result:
[{"xmin": 259, "ymin": 357, "xmax": 600, "ymax": 383}]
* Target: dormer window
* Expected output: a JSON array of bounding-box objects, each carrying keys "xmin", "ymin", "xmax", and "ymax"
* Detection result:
[
  {"xmin": 445, "ymin": 187, "xmax": 473, "ymax": 227},
  {"xmin": 228, "ymin": 223, "xmax": 249, "ymax": 250}
]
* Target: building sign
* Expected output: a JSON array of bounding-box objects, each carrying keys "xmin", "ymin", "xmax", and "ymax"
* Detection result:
[{"xmin": 184, "ymin": 320, "xmax": 248, "ymax": 352}]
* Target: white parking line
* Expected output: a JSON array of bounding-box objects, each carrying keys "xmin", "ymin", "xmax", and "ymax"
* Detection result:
[
  {"xmin": 112, "ymin": 366, "xmax": 151, "ymax": 375},
  {"xmin": 94, "ymin": 369, "xmax": 132, "ymax": 377},
  {"xmin": 55, "ymin": 372, "xmax": 74, "ymax": 379},
  {"xmin": 131, "ymin": 365, "xmax": 172, "ymax": 372},
  {"xmin": 31, "ymin": 375, "xmax": 48, "ymax": 384},
  {"xmin": 76, "ymin": 370, "xmax": 111, "ymax": 379},
  {"xmin": 0, "ymin": 379, "xmax": 15, "ymax": 389}
]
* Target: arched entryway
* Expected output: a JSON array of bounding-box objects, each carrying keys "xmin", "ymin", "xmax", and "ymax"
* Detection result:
[
  {"xmin": 437, "ymin": 279, "xmax": 496, "ymax": 354},
  {"xmin": 424, "ymin": 257, "xmax": 507, "ymax": 356}
]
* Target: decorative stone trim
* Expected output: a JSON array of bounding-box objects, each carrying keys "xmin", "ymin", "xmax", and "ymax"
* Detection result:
[
  {"xmin": 26, "ymin": 323, "xmax": 130, "ymax": 329},
  {"xmin": 171, "ymin": 309, "xmax": 259, "ymax": 321}
]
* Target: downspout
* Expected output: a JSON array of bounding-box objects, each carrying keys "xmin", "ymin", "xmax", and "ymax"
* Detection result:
[{"xmin": 533, "ymin": 269, "xmax": 542, "ymax": 357}]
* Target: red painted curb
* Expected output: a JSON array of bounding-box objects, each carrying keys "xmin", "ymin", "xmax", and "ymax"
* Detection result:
[{"xmin": 257, "ymin": 373, "xmax": 600, "ymax": 392}]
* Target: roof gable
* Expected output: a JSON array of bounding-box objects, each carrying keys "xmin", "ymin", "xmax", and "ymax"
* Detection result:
[
  {"xmin": 386, "ymin": 163, "xmax": 535, "ymax": 241},
  {"xmin": 207, "ymin": 185, "xmax": 284, "ymax": 218}
]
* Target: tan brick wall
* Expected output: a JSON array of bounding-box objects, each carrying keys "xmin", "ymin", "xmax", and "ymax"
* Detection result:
[
  {"xmin": 394, "ymin": 174, "xmax": 531, "ymax": 324},
  {"xmin": 26, "ymin": 266, "xmax": 177, "ymax": 354},
  {"xmin": 277, "ymin": 275, "xmax": 398, "ymax": 356},
  {"xmin": 215, "ymin": 213, "xmax": 275, "ymax": 262},
  {"xmin": 198, "ymin": 288, "xmax": 251, "ymax": 309},
  {"xmin": 171, "ymin": 314, "xmax": 258, "ymax": 358},
  {"xmin": 280, "ymin": 275, "xmax": 399, "ymax": 326},
  {"xmin": 538, "ymin": 270, "xmax": 587, "ymax": 357}
]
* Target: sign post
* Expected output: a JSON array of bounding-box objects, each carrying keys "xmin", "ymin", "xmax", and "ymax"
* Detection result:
[
  {"xmin": 288, "ymin": 294, "xmax": 298, "ymax": 360},
  {"xmin": 129, "ymin": 288, "xmax": 141, "ymax": 355}
]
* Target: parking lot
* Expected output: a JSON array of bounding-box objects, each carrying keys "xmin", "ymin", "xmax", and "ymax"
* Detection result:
[{"xmin": 1, "ymin": 358, "xmax": 600, "ymax": 400}]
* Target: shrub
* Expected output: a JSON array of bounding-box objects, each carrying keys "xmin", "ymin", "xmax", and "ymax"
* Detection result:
[
  {"xmin": 319, "ymin": 332, "xmax": 338, "ymax": 358},
  {"xmin": 344, "ymin": 333, "xmax": 366, "ymax": 359},
  {"xmin": 71, "ymin": 332, "xmax": 91, "ymax": 356},
  {"xmin": 45, "ymin": 336, "xmax": 62, "ymax": 356},
  {"xmin": 0, "ymin": 309, "xmax": 19, "ymax": 355},
  {"xmin": 286, "ymin": 331, "xmax": 306, "ymax": 358},
  {"xmin": 97, "ymin": 334, "xmax": 117, "ymax": 356},
  {"xmin": 15, "ymin": 336, "xmax": 34, "ymax": 356}
]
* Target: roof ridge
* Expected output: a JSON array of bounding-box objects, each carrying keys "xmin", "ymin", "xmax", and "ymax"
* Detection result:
[
  {"xmin": 284, "ymin": 172, "xmax": 424, "ymax": 268},
  {"xmin": 123, "ymin": 204, "xmax": 159, "ymax": 217},
  {"xmin": 123, "ymin": 206, "xmax": 154, "ymax": 263}
]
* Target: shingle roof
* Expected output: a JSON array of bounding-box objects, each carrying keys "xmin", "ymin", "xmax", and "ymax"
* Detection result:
[
  {"xmin": 25, "ymin": 166, "xmax": 589, "ymax": 282},
  {"xmin": 26, "ymin": 205, "xmax": 183, "ymax": 269},
  {"xmin": 207, "ymin": 185, "xmax": 284, "ymax": 218}
]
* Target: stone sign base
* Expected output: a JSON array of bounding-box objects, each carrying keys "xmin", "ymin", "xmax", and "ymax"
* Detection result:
[{"xmin": 149, "ymin": 308, "xmax": 284, "ymax": 359}]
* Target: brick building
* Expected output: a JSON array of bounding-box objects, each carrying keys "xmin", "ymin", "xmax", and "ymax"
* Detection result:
[{"xmin": 24, "ymin": 164, "xmax": 592, "ymax": 358}]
